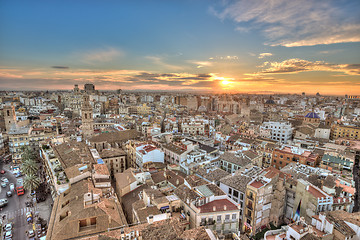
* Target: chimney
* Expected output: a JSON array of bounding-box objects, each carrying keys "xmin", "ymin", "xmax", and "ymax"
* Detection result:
[
  {"xmin": 109, "ymin": 216, "xmax": 112, "ymax": 224},
  {"xmin": 68, "ymin": 211, "xmax": 71, "ymax": 216},
  {"xmin": 176, "ymin": 179, "xmax": 179, "ymax": 185},
  {"xmin": 224, "ymin": 205, "xmax": 227, "ymax": 211},
  {"xmin": 213, "ymin": 206, "xmax": 216, "ymax": 211},
  {"xmin": 75, "ymin": 196, "xmax": 78, "ymax": 200}
]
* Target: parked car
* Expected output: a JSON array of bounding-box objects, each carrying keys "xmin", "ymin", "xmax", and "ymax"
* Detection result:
[
  {"xmin": 26, "ymin": 212, "xmax": 33, "ymax": 223},
  {"xmin": 27, "ymin": 229, "xmax": 35, "ymax": 238},
  {"xmin": 1, "ymin": 182, "xmax": 7, "ymax": 188},
  {"xmin": 0, "ymin": 170, "xmax": 5, "ymax": 174},
  {"xmin": 6, "ymin": 191, "xmax": 12, "ymax": 197},
  {"xmin": 3, "ymin": 223, "xmax": 12, "ymax": 231},
  {"xmin": 0, "ymin": 199, "xmax": 8, "ymax": 207},
  {"xmin": 9, "ymin": 183, "xmax": 14, "ymax": 192},
  {"xmin": 4, "ymin": 230, "xmax": 12, "ymax": 238},
  {"xmin": 1, "ymin": 177, "xmax": 9, "ymax": 183}
]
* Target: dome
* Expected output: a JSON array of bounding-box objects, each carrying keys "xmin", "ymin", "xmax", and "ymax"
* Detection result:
[
  {"xmin": 265, "ymin": 99, "xmax": 275, "ymax": 105},
  {"xmin": 305, "ymin": 112, "xmax": 320, "ymax": 119}
]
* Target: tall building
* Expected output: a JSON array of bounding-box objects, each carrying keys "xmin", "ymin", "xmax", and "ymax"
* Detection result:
[
  {"xmin": 81, "ymin": 95, "xmax": 94, "ymax": 139},
  {"xmin": 84, "ymin": 83, "xmax": 95, "ymax": 94},
  {"xmin": 3, "ymin": 104, "xmax": 16, "ymax": 132}
]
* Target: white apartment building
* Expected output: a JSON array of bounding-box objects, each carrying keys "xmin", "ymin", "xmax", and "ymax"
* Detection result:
[
  {"xmin": 135, "ymin": 144, "xmax": 164, "ymax": 168},
  {"xmin": 260, "ymin": 121, "xmax": 293, "ymax": 143}
]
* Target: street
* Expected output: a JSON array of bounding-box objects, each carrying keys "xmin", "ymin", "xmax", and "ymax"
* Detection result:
[{"xmin": 0, "ymin": 164, "xmax": 32, "ymax": 240}]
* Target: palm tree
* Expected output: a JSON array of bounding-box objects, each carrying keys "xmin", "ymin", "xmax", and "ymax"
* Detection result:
[
  {"xmin": 23, "ymin": 174, "xmax": 41, "ymax": 192},
  {"xmin": 21, "ymin": 159, "xmax": 39, "ymax": 176},
  {"xmin": 20, "ymin": 146, "xmax": 36, "ymax": 162}
]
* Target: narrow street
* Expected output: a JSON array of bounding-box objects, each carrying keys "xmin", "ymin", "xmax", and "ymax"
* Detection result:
[{"xmin": 0, "ymin": 163, "xmax": 31, "ymax": 240}]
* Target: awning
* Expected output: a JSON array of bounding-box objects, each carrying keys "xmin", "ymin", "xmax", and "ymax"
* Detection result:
[{"xmin": 160, "ymin": 206, "xmax": 169, "ymax": 210}]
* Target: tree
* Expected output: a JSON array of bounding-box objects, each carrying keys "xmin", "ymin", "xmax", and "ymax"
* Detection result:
[
  {"xmin": 20, "ymin": 146, "xmax": 36, "ymax": 162},
  {"xmin": 21, "ymin": 159, "xmax": 39, "ymax": 176},
  {"xmin": 23, "ymin": 174, "xmax": 41, "ymax": 192}
]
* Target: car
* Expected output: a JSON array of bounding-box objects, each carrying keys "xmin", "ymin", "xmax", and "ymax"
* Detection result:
[
  {"xmin": 4, "ymin": 230, "xmax": 12, "ymax": 238},
  {"xmin": 1, "ymin": 182, "xmax": 7, "ymax": 188},
  {"xmin": 1, "ymin": 177, "xmax": 9, "ymax": 184},
  {"xmin": 6, "ymin": 191, "xmax": 12, "ymax": 197},
  {"xmin": 9, "ymin": 183, "xmax": 14, "ymax": 192},
  {"xmin": 0, "ymin": 170, "xmax": 5, "ymax": 174},
  {"xmin": 28, "ymin": 229, "xmax": 35, "ymax": 238},
  {"xmin": 0, "ymin": 199, "xmax": 8, "ymax": 207},
  {"xmin": 3, "ymin": 223, "xmax": 12, "ymax": 231},
  {"xmin": 26, "ymin": 212, "xmax": 33, "ymax": 223}
]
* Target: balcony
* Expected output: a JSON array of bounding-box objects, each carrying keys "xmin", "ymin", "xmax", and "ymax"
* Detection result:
[
  {"xmin": 247, "ymin": 195, "xmax": 254, "ymax": 201},
  {"xmin": 247, "ymin": 205, "xmax": 253, "ymax": 210}
]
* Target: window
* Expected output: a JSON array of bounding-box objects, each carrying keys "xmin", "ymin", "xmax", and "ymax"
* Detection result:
[
  {"xmin": 233, "ymin": 190, "xmax": 239, "ymax": 198},
  {"xmin": 232, "ymin": 214, "xmax": 237, "ymax": 220},
  {"xmin": 280, "ymin": 161, "xmax": 282, "ymax": 165},
  {"xmin": 217, "ymin": 215, "xmax": 222, "ymax": 222},
  {"xmin": 228, "ymin": 188, "xmax": 232, "ymax": 195},
  {"xmin": 225, "ymin": 214, "xmax": 230, "ymax": 220}
]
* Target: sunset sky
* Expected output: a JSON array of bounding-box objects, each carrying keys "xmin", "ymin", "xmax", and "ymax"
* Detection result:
[{"xmin": 0, "ymin": 0, "xmax": 359, "ymax": 95}]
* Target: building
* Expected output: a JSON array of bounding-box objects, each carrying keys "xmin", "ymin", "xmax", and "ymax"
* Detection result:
[
  {"xmin": 219, "ymin": 165, "xmax": 262, "ymax": 226},
  {"xmin": 174, "ymin": 183, "xmax": 240, "ymax": 235},
  {"xmin": 260, "ymin": 121, "xmax": 293, "ymax": 143},
  {"xmin": 46, "ymin": 179, "xmax": 127, "ymax": 240},
  {"xmin": 293, "ymin": 179, "xmax": 333, "ymax": 223},
  {"xmin": 84, "ymin": 83, "xmax": 95, "ymax": 94},
  {"xmin": 219, "ymin": 151, "xmax": 259, "ymax": 173},
  {"xmin": 243, "ymin": 167, "xmax": 286, "ymax": 235},
  {"xmin": 331, "ymin": 125, "xmax": 360, "ymax": 141},
  {"xmin": 81, "ymin": 95, "xmax": 94, "ymax": 139},
  {"xmin": 135, "ymin": 144, "xmax": 164, "ymax": 168},
  {"xmin": 272, "ymin": 146, "xmax": 320, "ymax": 169},
  {"xmin": 99, "ymin": 148, "xmax": 127, "ymax": 175},
  {"xmin": 321, "ymin": 151, "xmax": 354, "ymax": 171},
  {"xmin": 3, "ymin": 104, "xmax": 16, "ymax": 133}
]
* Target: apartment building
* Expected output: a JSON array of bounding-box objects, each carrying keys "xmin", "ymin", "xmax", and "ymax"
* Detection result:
[
  {"xmin": 260, "ymin": 121, "xmax": 293, "ymax": 143},
  {"xmin": 293, "ymin": 179, "xmax": 333, "ymax": 223},
  {"xmin": 331, "ymin": 125, "xmax": 360, "ymax": 140},
  {"xmin": 135, "ymin": 143, "xmax": 164, "ymax": 168},
  {"xmin": 243, "ymin": 167, "xmax": 286, "ymax": 235},
  {"xmin": 219, "ymin": 151, "xmax": 260, "ymax": 173},
  {"xmin": 271, "ymin": 146, "xmax": 320, "ymax": 169},
  {"xmin": 174, "ymin": 183, "xmax": 240, "ymax": 235}
]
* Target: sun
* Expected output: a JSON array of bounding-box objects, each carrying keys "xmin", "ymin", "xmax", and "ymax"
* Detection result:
[{"xmin": 221, "ymin": 80, "xmax": 230, "ymax": 85}]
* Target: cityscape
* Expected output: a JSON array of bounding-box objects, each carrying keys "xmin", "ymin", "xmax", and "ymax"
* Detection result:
[{"xmin": 0, "ymin": 1, "xmax": 360, "ymax": 240}]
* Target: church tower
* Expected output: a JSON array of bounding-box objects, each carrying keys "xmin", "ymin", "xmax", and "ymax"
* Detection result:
[
  {"xmin": 81, "ymin": 95, "xmax": 93, "ymax": 139},
  {"xmin": 3, "ymin": 103, "xmax": 16, "ymax": 132}
]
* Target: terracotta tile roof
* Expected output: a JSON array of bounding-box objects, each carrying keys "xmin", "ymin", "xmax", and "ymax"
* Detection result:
[
  {"xmin": 94, "ymin": 164, "xmax": 110, "ymax": 175},
  {"xmin": 308, "ymin": 185, "xmax": 326, "ymax": 198},
  {"xmin": 249, "ymin": 180, "xmax": 264, "ymax": 189},
  {"xmin": 197, "ymin": 199, "xmax": 238, "ymax": 213}
]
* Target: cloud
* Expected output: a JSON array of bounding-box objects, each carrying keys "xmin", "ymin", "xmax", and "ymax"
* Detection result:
[
  {"xmin": 51, "ymin": 66, "xmax": 69, "ymax": 69},
  {"xmin": 258, "ymin": 53, "xmax": 272, "ymax": 59},
  {"xmin": 145, "ymin": 56, "xmax": 183, "ymax": 71},
  {"xmin": 212, "ymin": 0, "xmax": 360, "ymax": 46},
  {"xmin": 259, "ymin": 59, "xmax": 360, "ymax": 75},
  {"xmin": 79, "ymin": 47, "xmax": 124, "ymax": 64}
]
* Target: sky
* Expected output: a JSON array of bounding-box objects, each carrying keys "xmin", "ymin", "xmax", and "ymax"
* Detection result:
[{"xmin": 0, "ymin": 0, "xmax": 359, "ymax": 95}]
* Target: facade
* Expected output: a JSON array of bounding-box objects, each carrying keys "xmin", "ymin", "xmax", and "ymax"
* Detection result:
[
  {"xmin": 100, "ymin": 148, "xmax": 127, "ymax": 175},
  {"xmin": 242, "ymin": 167, "xmax": 286, "ymax": 235},
  {"xmin": 260, "ymin": 121, "xmax": 293, "ymax": 143},
  {"xmin": 135, "ymin": 144, "xmax": 164, "ymax": 168},
  {"xmin": 181, "ymin": 121, "xmax": 205, "ymax": 135},
  {"xmin": 322, "ymin": 152, "xmax": 354, "ymax": 171},
  {"xmin": 271, "ymin": 146, "xmax": 320, "ymax": 169},
  {"xmin": 81, "ymin": 95, "xmax": 94, "ymax": 139},
  {"xmin": 293, "ymin": 179, "xmax": 333, "ymax": 223},
  {"xmin": 331, "ymin": 125, "xmax": 360, "ymax": 140},
  {"xmin": 3, "ymin": 104, "xmax": 16, "ymax": 133}
]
